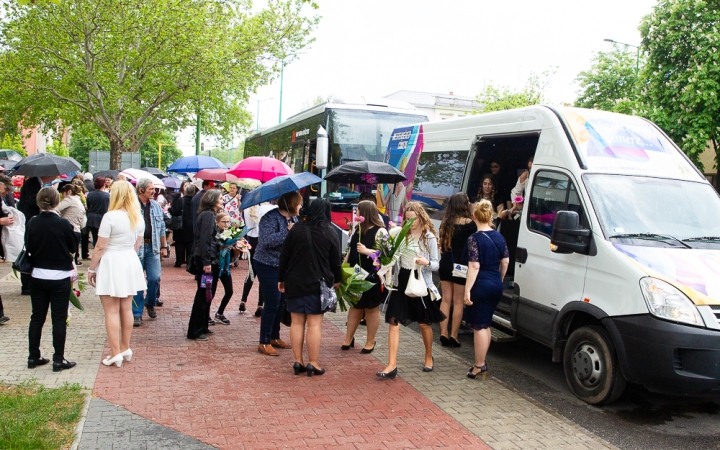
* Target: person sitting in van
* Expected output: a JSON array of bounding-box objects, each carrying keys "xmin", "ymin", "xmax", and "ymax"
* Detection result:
[
  {"xmin": 463, "ymin": 199, "xmax": 510, "ymax": 380},
  {"xmin": 477, "ymin": 174, "xmax": 504, "ymax": 223},
  {"xmin": 507, "ymin": 156, "xmax": 533, "ymax": 215}
]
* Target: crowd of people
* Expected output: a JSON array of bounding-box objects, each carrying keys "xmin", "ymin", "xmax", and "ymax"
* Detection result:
[{"xmin": 1, "ymin": 169, "xmax": 512, "ymax": 381}]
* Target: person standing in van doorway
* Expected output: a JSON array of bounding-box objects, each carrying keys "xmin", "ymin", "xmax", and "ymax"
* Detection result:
[
  {"xmin": 383, "ymin": 181, "xmax": 410, "ymax": 223},
  {"xmin": 463, "ymin": 200, "xmax": 510, "ymax": 379},
  {"xmin": 377, "ymin": 202, "xmax": 445, "ymax": 379}
]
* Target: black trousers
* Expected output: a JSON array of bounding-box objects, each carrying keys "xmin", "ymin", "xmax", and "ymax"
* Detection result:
[
  {"xmin": 81, "ymin": 226, "xmax": 99, "ymax": 259},
  {"xmin": 215, "ymin": 273, "xmax": 233, "ymax": 315},
  {"xmin": 28, "ymin": 277, "xmax": 71, "ymax": 362},
  {"xmin": 174, "ymin": 239, "xmax": 192, "ymax": 266},
  {"xmin": 186, "ymin": 268, "xmax": 218, "ymax": 339}
]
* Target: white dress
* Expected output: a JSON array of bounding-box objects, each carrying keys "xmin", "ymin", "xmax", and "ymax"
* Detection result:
[{"xmin": 95, "ymin": 210, "xmax": 147, "ymax": 297}]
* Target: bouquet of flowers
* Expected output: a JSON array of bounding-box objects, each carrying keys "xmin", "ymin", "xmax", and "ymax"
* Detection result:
[
  {"xmin": 217, "ymin": 224, "xmax": 250, "ymax": 275},
  {"xmin": 335, "ymin": 263, "xmax": 375, "ymax": 312},
  {"xmin": 67, "ymin": 266, "xmax": 87, "ymax": 326},
  {"xmin": 369, "ymin": 217, "xmax": 415, "ymax": 289}
]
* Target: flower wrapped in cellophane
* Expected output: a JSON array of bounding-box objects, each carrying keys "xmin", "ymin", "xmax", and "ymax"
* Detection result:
[
  {"xmin": 369, "ymin": 217, "xmax": 415, "ymax": 289},
  {"xmin": 216, "ymin": 224, "xmax": 250, "ymax": 276},
  {"xmin": 335, "ymin": 263, "xmax": 375, "ymax": 312}
]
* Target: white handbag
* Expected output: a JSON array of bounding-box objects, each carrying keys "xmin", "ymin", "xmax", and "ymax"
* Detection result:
[{"xmin": 405, "ymin": 262, "xmax": 428, "ymax": 298}]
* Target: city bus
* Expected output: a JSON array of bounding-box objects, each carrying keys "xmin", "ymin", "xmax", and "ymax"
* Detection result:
[{"xmin": 244, "ymin": 96, "xmax": 428, "ymax": 227}]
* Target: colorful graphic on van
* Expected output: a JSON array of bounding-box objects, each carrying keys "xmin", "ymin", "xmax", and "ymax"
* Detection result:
[
  {"xmin": 377, "ymin": 125, "xmax": 424, "ymax": 222},
  {"xmin": 614, "ymin": 244, "xmax": 720, "ymax": 305}
]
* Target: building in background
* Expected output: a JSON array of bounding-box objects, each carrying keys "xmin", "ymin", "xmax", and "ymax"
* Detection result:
[
  {"xmin": 383, "ymin": 90, "xmax": 483, "ymax": 121},
  {"xmin": 21, "ymin": 126, "xmax": 70, "ymax": 155}
]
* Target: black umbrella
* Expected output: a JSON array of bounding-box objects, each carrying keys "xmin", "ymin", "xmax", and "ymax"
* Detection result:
[
  {"xmin": 93, "ymin": 169, "xmax": 121, "ymax": 180},
  {"xmin": 323, "ymin": 161, "xmax": 407, "ymax": 184},
  {"xmin": 13, "ymin": 153, "xmax": 82, "ymax": 177},
  {"xmin": 141, "ymin": 167, "xmax": 168, "ymax": 178}
]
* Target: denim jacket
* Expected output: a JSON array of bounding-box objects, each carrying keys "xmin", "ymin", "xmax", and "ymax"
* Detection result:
[{"xmin": 137, "ymin": 198, "xmax": 166, "ymax": 258}]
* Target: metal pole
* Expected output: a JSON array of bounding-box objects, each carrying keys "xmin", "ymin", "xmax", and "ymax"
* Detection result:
[
  {"xmin": 195, "ymin": 114, "xmax": 201, "ymax": 155},
  {"xmin": 256, "ymin": 99, "xmax": 260, "ymax": 132},
  {"xmin": 157, "ymin": 143, "xmax": 161, "ymax": 168},
  {"xmin": 278, "ymin": 59, "xmax": 284, "ymax": 123}
]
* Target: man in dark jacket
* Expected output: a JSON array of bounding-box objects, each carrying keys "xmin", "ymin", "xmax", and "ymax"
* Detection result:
[
  {"xmin": 170, "ymin": 184, "xmax": 196, "ymax": 267},
  {"xmin": 190, "ymin": 180, "xmax": 215, "ymax": 227},
  {"xmin": 17, "ymin": 175, "xmax": 54, "ymax": 295}
]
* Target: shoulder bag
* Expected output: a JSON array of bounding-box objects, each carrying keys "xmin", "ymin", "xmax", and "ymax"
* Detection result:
[
  {"xmin": 304, "ymin": 224, "xmax": 338, "ymax": 313},
  {"xmin": 12, "ymin": 216, "xmax": 33, "ymax": 274},
  {"xmin": 450, "ymin": 251, "xmax": 468, "ymax": 278}
]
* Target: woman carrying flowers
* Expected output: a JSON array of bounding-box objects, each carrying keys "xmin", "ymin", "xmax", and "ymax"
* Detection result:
[
  {"xmin": 342, "ymin": 200, "xmax": 387, "ymax": 354},
  {"xmin": 377, "ymin": 202, "xmax": 445, "ymax": 379},
  {"xmin": 212, "ymin": 212, "xmax": 249, "ymax": 325}
]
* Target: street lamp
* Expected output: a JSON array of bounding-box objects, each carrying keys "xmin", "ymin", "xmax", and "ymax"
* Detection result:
[
  {"xmin": 276, "ymin": 53, "xmax": 304, "ymax": 123},
  {"xmin": 253, "ymin": 97, "xmax": 274, "ymax": 132},
  {"xmin": 604, "ymin": 38, "xmax": 640, "ymax": 77}
]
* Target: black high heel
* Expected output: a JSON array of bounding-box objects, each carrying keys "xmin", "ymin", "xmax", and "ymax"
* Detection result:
[
  {"xmin": 467, "ymin": 364, "xmax": 488, "ymax": 380},
  {"xmin": 306, "ymin": 363, "xmax": 325, "ymax": 377},
  {"xmin": 293, "ymin": 362, "xmax": 307, "ymax": 376},
  {"xmin": 439, "ymin": 335, "xmax": 450, "ymax": 347},
  {"xmin": 376, "ymin": 367, "xmax": 398, "ymax": 379},
  {"xmin": 449, "ymin": 337, "xmax": 462, "ymax": 348},
  {"xmin": 341, "ymin": 337, "xmax": 355, "ymax": 351},
  {"xmin": 360, "ymin": 343, "xmax": 376, "ymax": 354},
  {"xmin": 423, "ymin": 356, "xmax": 434, "ymax": 372}
]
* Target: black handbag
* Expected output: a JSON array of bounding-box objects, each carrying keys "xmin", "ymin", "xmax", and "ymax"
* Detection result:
[
  {"xmin": 168, "ymin": 215, "xmax": 183, "ymax": 231},
  {"xmin": 12, "ymin": 246, "xmax": 32, "ymax": 274}
]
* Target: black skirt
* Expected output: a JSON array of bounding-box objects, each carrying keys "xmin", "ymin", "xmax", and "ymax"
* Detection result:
[{"xmin": 385, "ymin": 268, "xmax": 446, "ymax": 326}]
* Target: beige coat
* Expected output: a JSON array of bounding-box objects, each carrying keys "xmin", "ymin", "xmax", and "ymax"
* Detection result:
[{"xmin": 56, "ymin": 195, "xmax": 86, "ymax": 233}]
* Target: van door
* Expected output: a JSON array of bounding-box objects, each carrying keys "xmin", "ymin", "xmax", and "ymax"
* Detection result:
[{"xmin": 514, "ymin": 169, "xmax": 590, "ymax": 345}]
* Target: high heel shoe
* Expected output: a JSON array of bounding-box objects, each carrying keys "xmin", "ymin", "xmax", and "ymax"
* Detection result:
[
  {"xmin": 341, "ymin": 337, "xmax": 355, "ymax": 351},
  {"xmin": 102, "ymin": 354, "xmax": 123, "ymax": 368},
  {"xmin": 306, "ymin": 363, "xmax": 325, "ymax": 377},
  {"xmin": 120, "ymin": 349, "xmax": 132, "ymax": 362},
  {"xmin": 376, "ymin": 367, "xmax": 398, "ymax": 379},
  {"xmin": 293, "ymin": 362, "xmax": 307, "ymax": 375},
  {"xmin": 439, "ymin": 335, "xmax": 450, "ymax": 347},
  {"xmin": 449, "ymin": 337, "xmax": 462, "ymax": 348},
  {"xmin": 423, "ymin": 356, "xmax": 434, "ymax": 372},
  {"xmin": 467, "ymin": 364, "xmax": 488, "ymax": 380},
  {"xmin": 360, "ymin": 343, "xmax": 376, "ymax": 354}
]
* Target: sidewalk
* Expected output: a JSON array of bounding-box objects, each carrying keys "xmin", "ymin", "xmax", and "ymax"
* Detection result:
[{"xmin": 0, "ymin": 257, "xmax": 618, "ymax": 449}]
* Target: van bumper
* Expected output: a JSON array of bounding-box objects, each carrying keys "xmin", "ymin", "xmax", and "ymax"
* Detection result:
[{"xmin": 607, "ymin": 314, "xmax": 720, "ymax": 396}]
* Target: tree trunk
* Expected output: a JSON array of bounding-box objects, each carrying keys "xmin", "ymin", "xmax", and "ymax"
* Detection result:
[{"xmin": 109, "ymin": 137, "xmax": 124, "ymax": 170}]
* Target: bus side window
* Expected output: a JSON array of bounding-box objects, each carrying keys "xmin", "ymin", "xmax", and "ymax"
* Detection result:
[
  {"xmin": 527, "ymin": 171, "xmax": 589, "ymax": 237},
  {"xmin": 411, "ymin": 150, "xmax": 469, "ymax": 221}
]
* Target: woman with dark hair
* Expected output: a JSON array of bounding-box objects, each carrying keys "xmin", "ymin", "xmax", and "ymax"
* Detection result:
[
  {"xmin": 57, "ymin": 183, "xmax": 87, "ymax": 266},
  {"xmin": 255, "ymin": 191, "xmax": 302, "ymax": 356},
  {"xmin": 170, "ymin": 183, "xmax": 195, "ymax": 267},
  {"xmin": 342, "ymin": 200, "xmax": 387, "ymax": 353},
  {"xmin": 279, "ymin": 199, "xmax": 341, "ymax": 376},
  {"xmin": 82, "ymin": 177, "xmax": 110, "ymax": 259},
  {"xmin": 186, "ymin": 189, "xmax": 223, "ymax": 341},
  {"xmin": 437, "ymin": 192, "xmax": 477, "ymax": 348},
  {"xmin": 26, "ymin": 187, "xmax": 79, "ymax": 372}
]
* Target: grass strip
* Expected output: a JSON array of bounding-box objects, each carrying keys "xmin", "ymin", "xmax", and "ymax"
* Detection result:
[{"xmin": 0, "ymin": 380, "xmax": 85, "ymax": 450}]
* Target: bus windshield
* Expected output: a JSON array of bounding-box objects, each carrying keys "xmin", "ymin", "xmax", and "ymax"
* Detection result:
[{"xmin": 328, "ymin": 109, "xmax": 427, "ymax": 164}]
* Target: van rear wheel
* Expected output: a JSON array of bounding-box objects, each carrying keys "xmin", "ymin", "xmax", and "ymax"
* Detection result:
[{"xmin": 563, "ymin": 325, "xmax": 626, "ymax": 405}]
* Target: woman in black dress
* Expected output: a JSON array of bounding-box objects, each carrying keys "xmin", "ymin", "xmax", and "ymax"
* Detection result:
[
  {"xmin": 464, "ymin": 200, "xmax": 510, "ymax": 379},
  {"xmin": 342, "ymin": 200, "xmax": 387, "ymax": 353},
  {"xmin": 437, "ymin": 192, "xmax": 476, "ymax": 348}
]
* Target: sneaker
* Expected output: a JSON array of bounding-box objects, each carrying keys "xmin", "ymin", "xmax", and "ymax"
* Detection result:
[
  {"xmin": 133, "ymin": 316, "xmax": 142, "ymax": 327},
  {"xmin": 155, "ymin": 299, "xmax": 163, "ymax": 307},
  {"xmin": 207, "ymin": 318, "xmax": 216, "ymax": 326},
  {"xmin": 239, "ymin": 302, "xmax": 246, "ymax": 313},
  {"xmin": 214, "ymin": 313, "xmax": 230, "ymax": 325},
  {"xmin": 146, "ymin": 305, "xmax": 157, "ymax": 319},
  {"xmin": 254, "ymin": 306, "xmax": 263, "ymax": 317},
  {"xmin": 0, "ymin": 316, "xmax": 9, "ymax": 325}
]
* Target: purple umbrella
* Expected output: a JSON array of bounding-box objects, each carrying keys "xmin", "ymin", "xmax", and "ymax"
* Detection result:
[{"xmin": 162, "ymin": 177, "xmax": 183, "ymax": 189}]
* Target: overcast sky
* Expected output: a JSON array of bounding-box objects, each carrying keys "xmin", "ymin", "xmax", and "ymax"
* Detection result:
[{"xmin": 179, "ymin": 0, "xmax": 658, "ymax": 155}]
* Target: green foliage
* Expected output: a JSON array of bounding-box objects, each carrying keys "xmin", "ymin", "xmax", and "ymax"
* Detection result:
[
  {"xmin": 0, "ymin": 380, "xmax": 85, "ymax": 449},
  {"xmin": 139, "ymin": 131, "xmax": 182, "ymax": 169},
  {"xmin": 640, "ymin": 0, "xmax": 720, "ymax": 174},
  {"xmin": 199, "ymin": 145, "xmax": 244, "ymax": 167},
  {"xmin": 47, "ymin": 139, "xmax": 69, "ymax": 157},
  {"xmin": 68, "ymin": 124, "xmax": 110, "ymax": 171},
  {"xmin": 575, "ymin": 45, "xmax": 643, "ymax": 115},
  {"xmin": 476, "ymin": 71, "xmax": 555, "ymax": 113},
  {"xmin": 0, "ymin": 133, "xmax": 26, "ymax": 156},
  {"xmin": 0, "ymin": 0, "xmax": 319, "ymax": 168}
]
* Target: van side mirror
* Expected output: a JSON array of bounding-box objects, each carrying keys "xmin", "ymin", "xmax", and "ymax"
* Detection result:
[{"xmin": 550, "ymin": 211, "xmax": 591, "ymax": 254}]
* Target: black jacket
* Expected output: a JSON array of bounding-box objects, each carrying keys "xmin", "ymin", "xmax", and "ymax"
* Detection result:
[
  {"xmin": 278, "ymin": 221, "xmax": 342, "ymax": 298},
  {"xmin": 85, "ymin": 190, "xmax": 110, "ymax": 228},
  {"xmin": 18, "ymin": 177, "xmax": 41, "ymax": 221},
  {"xmin": 170, "ymin": 194, "xmax": 195, "ymax": 242},
  {"xmin": 26, "ymin": 212, "xmax": 78, "ymax": 271},
  {"xmin": 193, "ymin": 210, "xmax": 218, "ymax": 266}
]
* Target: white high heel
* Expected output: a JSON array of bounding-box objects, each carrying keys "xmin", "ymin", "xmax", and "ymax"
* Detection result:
[
  {"xmin": 120, "ymin": 348, "xmax": 133, "ymax": 362},
  {"xmin": 102, "ymin": 354, "xmax": 123, "ymax": 367}
]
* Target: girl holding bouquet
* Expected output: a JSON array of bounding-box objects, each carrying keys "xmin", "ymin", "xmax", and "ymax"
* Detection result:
[
  {"xmin": 213, "ymin": 211, "xmax": 247, "ymax": 325},
  {"xmin": 377, "ymin": 202, "xmax": 445, "ymax": 379}
]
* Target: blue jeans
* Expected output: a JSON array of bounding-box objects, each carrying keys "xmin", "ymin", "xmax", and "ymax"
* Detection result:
[
  {"xmin": 133, "ymin": 243, "xmax": 161, "ymax": 317},
  {"xmin": 255, "ymin": 261, "xmax": 285, "ymax": 344}
]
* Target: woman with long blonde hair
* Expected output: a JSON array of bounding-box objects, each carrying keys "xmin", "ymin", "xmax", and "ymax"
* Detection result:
[
  {"xmin": 377, "ymin": 202, "xmax": 445, "ymax": 379},
  {"xmin": 88, "ymin": 181, "xmax": 147, "ymax": 368}
]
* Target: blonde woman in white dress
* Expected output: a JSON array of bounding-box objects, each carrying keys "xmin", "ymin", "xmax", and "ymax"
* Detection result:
[{"xmin": 87, "ymin": 181, "xmax": 147, "ymax": 368}]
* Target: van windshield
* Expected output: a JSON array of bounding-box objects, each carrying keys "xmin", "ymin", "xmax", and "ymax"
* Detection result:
[{"xmin": 584, "ymin": 174, "xmax": 720, "ymax": 246}]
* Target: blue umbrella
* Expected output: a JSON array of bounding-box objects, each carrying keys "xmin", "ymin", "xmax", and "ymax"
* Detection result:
[
  {"xmin": 167, "ymin": 155, "xmax": 227, "ymax": 173},
  {"xmin": 241, "ymin": 172, "xmax": 322, "ymax": 210}
]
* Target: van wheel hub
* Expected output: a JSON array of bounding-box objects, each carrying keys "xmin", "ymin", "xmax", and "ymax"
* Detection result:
[{"xmin": 572, "ymin": 344, "xmax": 602, "ymax": 386}]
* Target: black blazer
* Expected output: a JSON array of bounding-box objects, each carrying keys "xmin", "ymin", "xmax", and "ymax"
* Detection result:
[
  {"xmin": 25, "ymin": 212, "xmax": 78, "ymax": 271},
  {"xmin": 193, "ymin": 210, "xmax": 218, "ymax": 266},
  {"xmin": 170, "ymin": 194, "xmax": 195, "ymax": 242},
  {"xmin": 18, "ymin": 177, "xmax": 41, "ymax": 220},
  {"xmin": 86, "ymin": 190, "xmax": 110, "ymax": 228}
]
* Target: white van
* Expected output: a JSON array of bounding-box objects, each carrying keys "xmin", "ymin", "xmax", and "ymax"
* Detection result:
[{"xmin": 379, "ymin": 106, "xmax": 720, "ymax": 404}]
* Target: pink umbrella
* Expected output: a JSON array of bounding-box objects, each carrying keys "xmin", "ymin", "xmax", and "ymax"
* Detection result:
[
  {"xmin": 228, "ymin": 156, "xmax": 293, "ymax": 182},
  {"xmin": 194, "ymin": 168, "xmax": 238, "ymax": 181}
]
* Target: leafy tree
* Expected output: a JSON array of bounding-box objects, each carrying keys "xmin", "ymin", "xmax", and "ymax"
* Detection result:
[
  {"xmin": 0, "ymin": 133, "xmax": 26, "ymax": 156},
  {"xmin": 0, "ymin": 0, "xmax": 319, "ymax": 168},
  {"xmin": 575, "ymin": 45, "xmax": 643, "ymax": 115},
  {"xmin": 640, "ymin": 0, "xmax": 720, "ymax": 185},
  {"xmin": 47, "ymin": 139, "xmax": 69, "ymax": 156},
  {"xmin": 68, "ymin": 124, "xmax": 109, "ymax": 171},
  {"xmin": 476, "ymin": 71, "xmax": 555, "ymax": 113},
  {"xmin": 139, "ymin": 131, "xmax": 182, "ymax": 170}
]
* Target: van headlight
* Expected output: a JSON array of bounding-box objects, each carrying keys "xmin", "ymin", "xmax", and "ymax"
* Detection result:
[{"xmin": 640, "ymin": 278, "xmax": 705, "ymax": 326}]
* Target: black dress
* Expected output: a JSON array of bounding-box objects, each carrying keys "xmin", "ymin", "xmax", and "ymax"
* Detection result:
[
  {"xmin": 347, "ymin": 226, "xmax": 385, "ymax": 309},
  {"xmin": 439, "ymin": 221, "xmax": 477, "ymax": 285},
  {"xmin": 463, "ymin": 231, "xmax": 509, "ymax": 330}
]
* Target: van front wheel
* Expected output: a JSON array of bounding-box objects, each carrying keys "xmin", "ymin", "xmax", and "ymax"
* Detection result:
[{"xmin": 563, "ymin": 325, "xmax": 626, "ymax": 405}]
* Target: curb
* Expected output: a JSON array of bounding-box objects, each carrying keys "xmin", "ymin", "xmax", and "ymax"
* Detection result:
[{"xmin": 70, "ymin": 391, "xmax": 93, "ymax": 450}]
